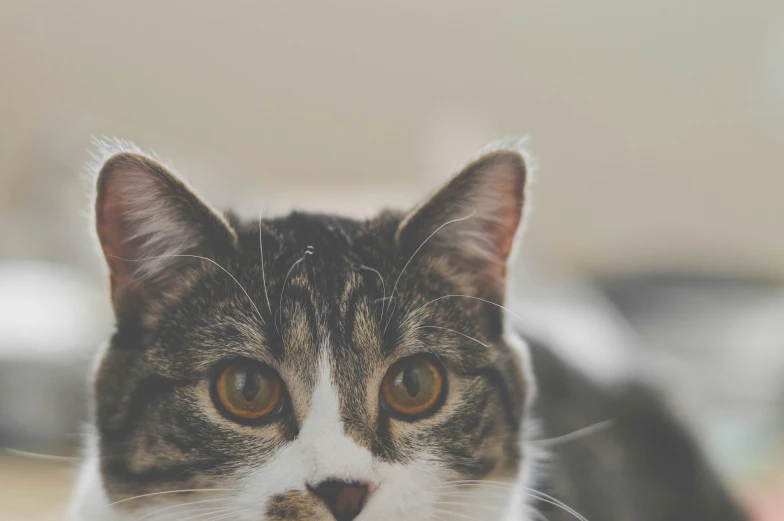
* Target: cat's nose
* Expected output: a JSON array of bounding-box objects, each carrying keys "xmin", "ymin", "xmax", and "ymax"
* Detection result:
[{"xmin": 309, "ymin": 479, "xmax": 370, "ymax": 521}]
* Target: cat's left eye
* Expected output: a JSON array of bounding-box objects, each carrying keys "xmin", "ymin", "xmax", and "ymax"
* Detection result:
[
  {"xmin": 380, "ymin": 355, "xmax": 446, "ymax": 420},
  {"xmin": 212, "ymin": 360, "xmax": 284, "ymax": 422}
]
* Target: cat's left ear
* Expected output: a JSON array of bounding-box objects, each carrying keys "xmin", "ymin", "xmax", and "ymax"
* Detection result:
[
  {"xmin": 94, "ymin": 150, "xmax": 238, "ymax": 316},
  {"xmin": 396, "ymin": 142, "xmax": 528, "ymax": 302}
]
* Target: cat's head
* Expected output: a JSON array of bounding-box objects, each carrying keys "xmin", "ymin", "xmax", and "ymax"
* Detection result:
[{"xmin": 73, "ymin": 141, "xmax": 535, "ymax": 521}]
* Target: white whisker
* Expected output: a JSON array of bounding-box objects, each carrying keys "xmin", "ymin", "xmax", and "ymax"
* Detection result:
[
  {"xmin": 137, "ymin": 498, "xmax": 233, "ymax": 520},
  {"xmin": 384, "ymin": 212, "xmax": 475, "ymax": 335},
  {"xmin": 107, "ymin": 254, "xmax": 264, "ymax": 325},
  {"xmin": 276, "ymin": 248, "xmax": 314, "ymax": 333},
  {"xmin": 4, "ymin": 447, "xmax": 78, "ymax": 463},
  {"xmin": 530, "ymin": 419, "xmax": 614, "ymax": 447},
  {"xmin": 528, "ymin": 508, "xmax": 550, "ymax": 521},
  {"xmin": 198, "ymin": 512, "xmax": 243, "ymax": 521},
  {"xmin": 171, "ymin": 507, "xmax": 240, "ymax": 521},
  {"xmin": 413, "ymin": 325, "xmax": 490, "ymax": 348},
  {"xmin": 432, "ymin": 500, "xmax": 506, "ymax": 512},
  {"xmin": 431, "ymin": 506, "xmax": 480, "ymax": 521},
  {"xmin": 406, "ymin": 294, "xmax": 530, "ymax": 330},
  {"xmin": 430, "ymin": 481, "xmax": 589, "ymax": 521},
  {"xmin": 431, "ymin": 479, "xmax": 516, "ymax": 489},
  {"xmin": 384, "ymin": 298, "xmax": 398, "ymax": 335},
  {"xmin": 519, "ymin": 488, "xmax": 589, "ymax": 521},
  {"xmin": 435, "ymin": 487, "xmax": 509, "ymax": 496},
  {"xmin": 110, "ymin": 489, "xmax": 235, "ymax": 507},
  {"xmin": 258, "ymin": 206, "xmax": 273, "ymax": 316},
  {"xmin": 360, "ymin": 264, "xmax": 387, "ymax": 324},
  {"xmin": 156, "ymin": 506, "xmax": 229, "ymax": 520},
  {"xmin": 532, "ymin": 510, "xmax": 551, "ymax": 521}
]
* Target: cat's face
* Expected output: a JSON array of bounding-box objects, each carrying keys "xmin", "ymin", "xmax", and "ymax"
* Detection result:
[{"xmin": 74, "ymin": 142, "xmax": 533, "ymax": 521}]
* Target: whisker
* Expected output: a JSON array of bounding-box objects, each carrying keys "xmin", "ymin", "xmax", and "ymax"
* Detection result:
[
  {"xmin": 192, "ymin": 322, "xmax": 244, "ymax": 334},
  {"xmin": 359, "ymin": 265, "xmax": 386, "ymax": 324},
  {"xmin": 258, "ymin": 206, "xmax": 273, "ymax": 316},
  {"xmin": 384, "ymin": 212, "xmax": 475, "ymax": 335},
  {"xmin": 431, "ymin": 479, "xmax": 516, "ymax": 489},
  {"xmin": 521, "ymin": 486, "xmax": 588, "ymax": 517},
  {"xmin": 276, "ymin": 248, "xmax": 314, "ymax": 333},
  {"xmin": 383, "ymin": 298, "xmax": 398, "ymax": 335},
  {"xmin": 530, "ymin": 419, "xmax": 614, "ymax": 447},
  {"xmin": 532, "ymin": 511, "xmax": 551, "ymax": 521},
  {"xmin": 204, "ymin": 508, "xmax": 245, "ymax": 521},
  {"xmin": 519, "ymin": 490, "xmax": 588, "ymax": 521},
  {"xmin": 172, "ymin": 507, "xmax": 240, "ymax": 521},
  {"xmin": 432, "ymin": 500, "xmax": 506, "ymax": 512},
  {"xmin": 406, "ymin": 294, "xmax": 526, "ymax": 327},
  {"xmin": 434, "ymin": 487, "xmax": 510, "ymax": 496},
  {"xmin": 430, "ymin": 506, "xmax": 480, "ymax": 521},
  {"xmin": 431, "ymin": 482, "xmax": 588, "ymax": 521},
  {"xmin": 3, "ymin": 447, "xmax": 79, "ymax": 464},
  {"xmin": 110, "ymin": 489, "xmax": 235, "ymax": 507},
  {"xmin": 137, "ymin": 498, "xmax": 234, "ymax": 520},
  {"xmin": 433, "ymin": 488, "xmax": 523, "ymax": 515},
  {"xmin": 107, "ymin": 254, "xmax": 264, "ymax": 325},
  {"xmin": 198, "ymin": 512, "xmax": 244, "ymax": 521},
  {"xmin": 413, "ymin": 325, "xmax": 490, "ymax": 348},
  {"xmin": 156, "ymin": 506, "xmax": 229, "ymax": 520}
]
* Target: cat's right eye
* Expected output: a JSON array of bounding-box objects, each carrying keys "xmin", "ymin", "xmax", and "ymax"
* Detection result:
[{"xmin": 212, "ymin": 360, "xmax": 284, "ymax": 423}]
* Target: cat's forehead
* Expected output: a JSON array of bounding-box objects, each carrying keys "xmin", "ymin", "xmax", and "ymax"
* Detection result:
[
  {"xmin": 151, "ymin": 216, "xmax": 397, "ymax": 367},
  {"xmin": 260, "ymin": 211, "xmax": 376, "ymax": 259}
]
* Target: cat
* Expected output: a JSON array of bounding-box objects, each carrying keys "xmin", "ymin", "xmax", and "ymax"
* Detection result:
[{"xmin": 69, "ymin": 140, "xmax": 747, "ymax": 521}]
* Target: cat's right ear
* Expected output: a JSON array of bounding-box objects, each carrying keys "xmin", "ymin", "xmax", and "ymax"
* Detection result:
[{"xmin": 94, "ymin": 151, "xmax": 238, "ymax": 317}]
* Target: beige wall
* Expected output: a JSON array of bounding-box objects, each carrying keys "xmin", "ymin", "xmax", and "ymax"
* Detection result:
[{"xmin": 1, "ymin": 1, "xmax": 782, "ymax": 278}]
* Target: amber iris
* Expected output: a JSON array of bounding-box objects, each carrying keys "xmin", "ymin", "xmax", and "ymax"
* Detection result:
[
  {"xmin": 381, "ymin": 356, "xmax": 445, "ymax": 418},
  {"xmin": 214, "ymin": 361, "xmax": 282, "ymax": 420}
]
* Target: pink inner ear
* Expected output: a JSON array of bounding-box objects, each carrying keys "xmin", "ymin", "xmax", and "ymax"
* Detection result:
[
  {"xmin": 97, "ymin": 183, "xmax": 131, "ymax": 276},
  {"xmin": 93, "ymin": 151, "xmax": 239, "ymax": 317},
  {"xmin": 95, "ymin": 162, "xmax": 167, "ymax": 276},
  {"xmin": 94, "ymin": 154, "xmax": 189, "ymax": 315},
  {"xmin": 457, "ymin": 156, "xmax": 526, "ymax": 267},
  {"xmin": 396, "ymin": 148, "xmax": 526, "ymax": 302},
  {"xmin": 95, "ymin": 174, "xmax": 150, "ymax": 314},
  {"xmin": 487, "ymin": 164, "xmax": 525, "ymax": 260}
]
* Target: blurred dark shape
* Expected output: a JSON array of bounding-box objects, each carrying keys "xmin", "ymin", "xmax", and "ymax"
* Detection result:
[{"xmin": 600, "ymin": 273, "xmax": 784, "ymax": 477}]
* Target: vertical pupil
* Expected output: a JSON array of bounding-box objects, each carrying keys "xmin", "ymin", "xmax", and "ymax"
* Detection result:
[
  {"xmin": 401, "ymin": 364, "xmax": 420, "ymax": 398},
  {"xmin": 240, "ymin": 368, "xmax": 262, "ymax": 402}
]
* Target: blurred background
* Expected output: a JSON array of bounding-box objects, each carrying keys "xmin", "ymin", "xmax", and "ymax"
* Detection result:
[{"xmin": 0, "ymin": 1, "xmax": 782, "ymax": 519}]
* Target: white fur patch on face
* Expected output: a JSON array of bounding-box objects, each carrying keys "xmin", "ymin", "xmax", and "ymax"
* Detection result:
[
  {"xmin": 231, "ymin": 352, "xmax": 379, "ymax": 517},
  {"xmin": 232, "ymin": 351, "xmax": 525, "ymax": 521},
  {"xmin": 299, "ymin": 358, "xmax": 377, "ymax": 484}
]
